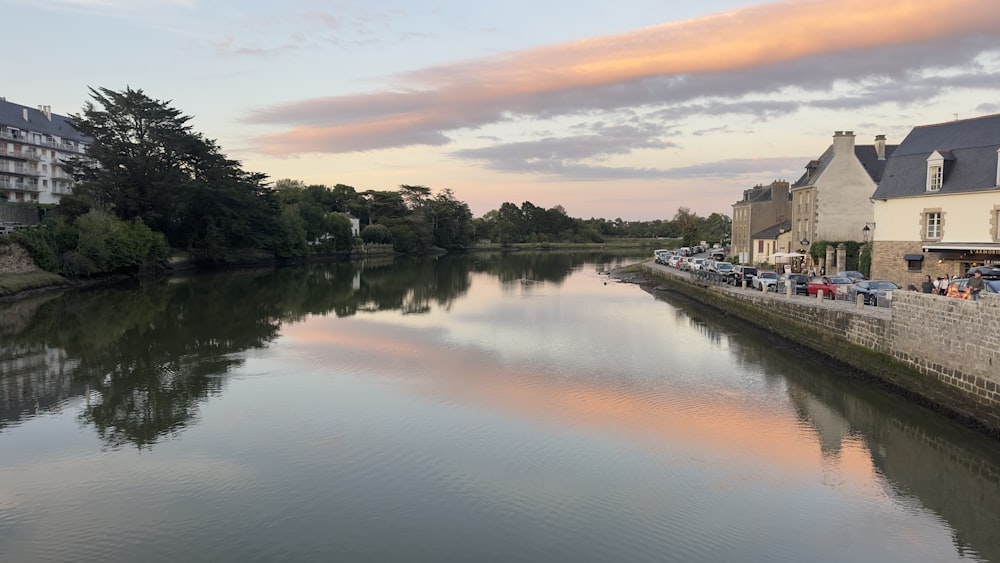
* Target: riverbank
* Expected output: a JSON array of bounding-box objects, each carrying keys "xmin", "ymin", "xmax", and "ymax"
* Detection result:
[
  {"xmin": 0, "ymin": 239, "xmax": 658, "ymax": 300},
  {"xmin": 614, "ymin": 261, "xmax": 1000, "ymax": 440}
]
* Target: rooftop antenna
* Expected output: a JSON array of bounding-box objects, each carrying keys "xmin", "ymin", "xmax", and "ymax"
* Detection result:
[{"xmin": 953, "ymin": 113, "xmax": 959, "ymax": 121}]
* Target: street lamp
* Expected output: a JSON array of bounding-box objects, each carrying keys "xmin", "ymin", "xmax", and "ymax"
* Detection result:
[
  {"xmin": 862, "ymin": 224, "xmax": 871, "ymax": 243},
  {"xmin": 800, "ymin": 239, "xmax": 810, "ymax": 247}
]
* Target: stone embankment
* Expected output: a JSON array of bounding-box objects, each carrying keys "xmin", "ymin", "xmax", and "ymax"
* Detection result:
[
  {"xmin": 0, "ymin": 241, "xmax": 40, "ymax": 274},
  {"xmin": 637, "ymin": 262, "xmax": 1000, "ymax": 439}
]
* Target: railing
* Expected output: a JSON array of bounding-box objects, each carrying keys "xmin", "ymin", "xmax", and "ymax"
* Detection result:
[
  {"xmin": 0, "ymin": 162, "xmax": 38, "ymax": 175},
  {"xmin": 0, "ymin": 177, "xmax": 40, "ymax": 191}
]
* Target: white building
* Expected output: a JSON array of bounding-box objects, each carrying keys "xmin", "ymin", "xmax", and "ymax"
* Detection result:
[
  {"xmin": 0, "ymin": 98, "xmax": 90, "ymax": 205},
  {"xmin": 790, "ymin": 131, "xmax": 895, "ymax": 245},
  {"xmin": 870, "ymin": 113, "xmax": 1000, "ymax": 285}
]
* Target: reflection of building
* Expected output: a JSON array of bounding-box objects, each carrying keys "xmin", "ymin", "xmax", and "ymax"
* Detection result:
[
  {"xmin": 784, "ymin": 376, "xmax": 1000, "ymax": 563},
  {"xmin": 731, "ymin": 180, "xmax": 791, "ymax": 264},
  {"xmin": 0, "ymin": 343, "xmax": 82, "ymax": 428},
  {"xmin": 0, "ymin": 99, "xmax": 90, "ymax": 204},
  {"xmin": 871, "ymin": 113, "xmax": 1000, "ymax": 285}
]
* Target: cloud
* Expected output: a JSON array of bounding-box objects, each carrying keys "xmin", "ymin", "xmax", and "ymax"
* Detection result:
[{"xmin": 244, "ymin": 0, "xmax": 1000, "ymax": 162}]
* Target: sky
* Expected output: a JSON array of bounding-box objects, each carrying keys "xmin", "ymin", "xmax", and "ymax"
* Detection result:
[{"xmin": 4, "ymin": 0, "xmax": 1000, "ymax": 220}]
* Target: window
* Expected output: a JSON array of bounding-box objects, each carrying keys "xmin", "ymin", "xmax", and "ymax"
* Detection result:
[
  {"xmin": 926, "ymin": 212, "xmax": 941, "ymax": 239},
  {"xmin": 928, "ymin": 165, "xmax": 942, "ymax": 191}
]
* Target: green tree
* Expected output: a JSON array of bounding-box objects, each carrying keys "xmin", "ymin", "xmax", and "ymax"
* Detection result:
[{"xmin": 64, "ymin": 87, "xmax": 280, "ymax": 257}]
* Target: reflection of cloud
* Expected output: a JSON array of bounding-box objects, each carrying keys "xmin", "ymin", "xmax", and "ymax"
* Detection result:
[
  {"xmin": 246, "ymin": 0, "xmax": 1000, "ymax": 159},
  {"xmin": 280, "ymin": 319, "xmax": 874, "ymax": 479}
]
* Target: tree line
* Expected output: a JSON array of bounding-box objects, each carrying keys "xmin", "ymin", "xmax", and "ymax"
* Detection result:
[{"xmin": 10, "ymin": 86, "xmax": 730, "ymax": 277}]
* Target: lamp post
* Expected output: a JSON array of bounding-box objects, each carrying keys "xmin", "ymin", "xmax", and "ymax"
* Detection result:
[{"xmin": 861, "ymin": 223, "xmax": 874, "ymax": 277}]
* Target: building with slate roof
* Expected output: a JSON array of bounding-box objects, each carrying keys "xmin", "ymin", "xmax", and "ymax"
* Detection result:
[
  {"xmin": 0, "ymin": 98, "xmax": 91, "ymax": 205},
  {"xmin": 870, "ymin": 113, "xmax": 1000, "ymax": 285},
  {"xmin": 731, "ymin": 180, "xmax": 791, "ymax": 264},
  {"xmin": 790, "ymin": 131, "xmax": 896, "ymax": 271},
  {"xmin": 748, "ymin": 220, "xmax": 792, "ymax": 267}
]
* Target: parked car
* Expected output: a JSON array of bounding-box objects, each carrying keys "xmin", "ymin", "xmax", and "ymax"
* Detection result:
[
  {"xmin": 966, "ymin": 266, "xmax": 1000, "ymax": 278},
  {"xmin": 689, "ymin": 258, "xmax": 705, "ymax": 272},
  {"xmin": 753, "ymin": 270, "xmax": 779, "ymax": 291},
  {"xmin": 668, "ymin": 255, "xmax": 683, "ymax": 268},
  {"xmin": 731, "ymin": 265, "xmax": 758, "ymax": 287},
  {"xmin": 712, "ymin": 262, "xmax": 734, "ymax": 280},
  {"xmin": 835, "ymin": 270, "xmax": 867, "ymax": 283},
  {"xmin": 825, "ymin": 275, "xmax": 856, "ymax": 298},
  {"xmin": 777, "ymin": 273, "xmax": 809, "ymax": 295},
  {"xmin": 852, "ymin": 280, "xmax": 900, "ymax": 306},
  {"xmin": 807, "ymin": 276, "xmax": 837, "ymax": 299},
  {"xmin": 654, "ymin": 250, "xmax": 673, "ymax": 265}
]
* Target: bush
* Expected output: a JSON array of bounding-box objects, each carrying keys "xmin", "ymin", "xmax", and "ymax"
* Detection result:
[{"xmin": 12, "ymin": 212, "xmax": 168, "ymax": 276}]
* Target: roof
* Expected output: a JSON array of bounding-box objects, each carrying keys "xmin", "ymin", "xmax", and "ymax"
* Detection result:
[
  {"xmin": 793, "ymin": 144, "xmax": 897, "ymax": 188},
  {"xmin": 733, "ymin": 181, "xmax": 790, "ymax": 206},
  {"xmin": 751, "ymin": 220, "xmax": 791, "ymax": 240},
  {"xmin": 0, "ymin": 99, "xmax": 89, "ymax": 143},
  {"xmin": 873, "ymin": 113, "xmax": 1000, "ymax": 199}
]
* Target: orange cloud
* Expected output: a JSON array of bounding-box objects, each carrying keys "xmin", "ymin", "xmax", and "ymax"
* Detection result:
[{"xmin": 248, "ymin": 0, "xmax": 1000, "ymax": 156}]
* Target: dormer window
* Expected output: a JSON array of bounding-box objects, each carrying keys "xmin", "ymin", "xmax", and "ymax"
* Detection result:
[
  {"xmin": 925, "ymin": 150, "xmax": 952, "ymax": 192},
  {"xmin": 928, "ymin": 164, "xmax": 942, "ymax": 191}
]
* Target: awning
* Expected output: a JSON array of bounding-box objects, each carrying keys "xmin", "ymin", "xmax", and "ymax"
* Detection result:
[
  {"xmin": 922, "ymin": 242, "xmax": 1000, "ymax": 253},
  {"xmin": 903, "ymin": 254, "xmax": 924, "ymax": 261}
]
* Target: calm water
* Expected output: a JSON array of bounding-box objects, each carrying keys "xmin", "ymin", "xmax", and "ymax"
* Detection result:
[{"xmin": 2, "ymin": 251, "xmax": 999, "ymax": 563}]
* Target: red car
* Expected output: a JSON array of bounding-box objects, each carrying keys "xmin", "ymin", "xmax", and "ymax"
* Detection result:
[{"xmin": 807, "ymin": 276, "xmax": 836, "ymax": 299}]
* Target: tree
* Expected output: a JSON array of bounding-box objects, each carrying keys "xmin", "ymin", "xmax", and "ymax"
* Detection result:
[{"xmin": 64, "ymin": 87, "xmax": 281, "ymax": 256}]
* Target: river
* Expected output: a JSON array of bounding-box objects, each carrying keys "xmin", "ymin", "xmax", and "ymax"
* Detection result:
[{"xmin": 1, "ymin": 251, "xmax": 998, "ymax": 562}]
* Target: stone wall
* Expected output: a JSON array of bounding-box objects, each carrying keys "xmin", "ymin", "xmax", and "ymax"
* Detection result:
[
  {"xmin": 0, "ymin": 241, "xmax": 39, "ymax": 274},
  {"xmin": 642, "ymin": 265, "xmax": 1000, "ymax": 437},
  {"xmin": 891, "ymin": 292, "xmax": 1000, "ymax": 431},
  {"xmin": 872, "ymin": 240, "xmax": 967, "ymax": 287}
]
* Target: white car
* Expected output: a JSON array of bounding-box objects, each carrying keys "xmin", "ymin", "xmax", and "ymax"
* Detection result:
[
  {"xmin": 753, "ymin": 271, "xmax": 779, "ymax": 291},
  {"xmin": 689, "ymin": 258, "xmax": 705, "ymax": 271}
]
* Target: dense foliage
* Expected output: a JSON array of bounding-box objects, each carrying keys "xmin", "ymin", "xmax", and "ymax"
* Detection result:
[
  {"xmin": 13, "ymin": 211, "xmax": 169, "ymax": 277},
  {"xmin": 8, "ymin": 86, "xmax": 733, "ymax": 278}
]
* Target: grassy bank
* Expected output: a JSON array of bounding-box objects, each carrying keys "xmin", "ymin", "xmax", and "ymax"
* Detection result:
[{"xmin": 0, "ymin": 271, "xmax": 67, "ymax": 299}]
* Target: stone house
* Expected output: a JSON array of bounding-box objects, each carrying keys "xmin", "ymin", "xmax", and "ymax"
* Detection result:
[
  {"xmin": 731, "ymin": 180, "xmax": 791, "ymax": 264},
  {"xmin": 870, "ymin": 113, "xmax": 1000, "ymax": 286},
  {"xmin": 748, "ymin": 220, "xmax": 792, "ymax": 267},
  {"xmin": 790, "ymin": 131, "xmax": 896, "ymax": 266}
]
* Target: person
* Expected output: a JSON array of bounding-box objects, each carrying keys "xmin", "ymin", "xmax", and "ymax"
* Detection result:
[
  {"xmin": 921, "ymin": 275, "xmax": 935, "ymax": 294},
  {"xmin": 968, "ymin": 270, "xmax": 985, "ymax": 301}
]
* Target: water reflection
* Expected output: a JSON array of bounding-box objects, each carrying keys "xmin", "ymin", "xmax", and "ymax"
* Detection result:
[
  {"xmin": 0, "ymin": 250, "xmax": 644, "ymax": 448},
  {"xmin": 645, "ymin": 285, "xmax": 1000, "ymax": 562},
  {"xmin": 1, "ymin": 251, "xmax": 998, "ymax": 561}
]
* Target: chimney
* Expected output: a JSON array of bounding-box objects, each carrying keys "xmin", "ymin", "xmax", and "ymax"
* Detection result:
[
  {"xmin": 874, "ymin": 134, "xmax": 886, "ymax": 160},
  {"xmin": 832, "ymin": 130, "xmax": 855, "ymax": 155}
]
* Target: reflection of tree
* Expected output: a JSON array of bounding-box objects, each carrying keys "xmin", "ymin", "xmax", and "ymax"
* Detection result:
[
  {"xmin": 474, "ymin": 250, "xmax": 649, "ymax": 285},
  {"xmin": 2, "ymin": 250, "xmax": 649, "ymax": 447}
]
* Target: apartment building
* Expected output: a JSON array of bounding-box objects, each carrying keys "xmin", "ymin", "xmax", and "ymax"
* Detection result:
[{"xmin": 0, "ymin": 98, "xmax": 90, "ymax": 205}]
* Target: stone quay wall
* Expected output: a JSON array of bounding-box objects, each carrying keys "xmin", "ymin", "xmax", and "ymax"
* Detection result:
[{"xmin": 641, "ymin": 264, "xmax": 1000, "ymax": 437}]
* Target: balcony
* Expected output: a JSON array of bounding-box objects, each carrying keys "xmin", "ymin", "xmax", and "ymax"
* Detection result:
[
  {"xmin": 0, "ymin": 162, "xmax": 38, "ymax": 175},
  {"xmin": 0, "ymin": 177, "xmax": 40, "ymax": 191}
]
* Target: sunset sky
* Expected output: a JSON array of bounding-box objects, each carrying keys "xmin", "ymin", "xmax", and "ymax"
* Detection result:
[{"xmin": 5, "ymin": 0, "xmax": 1000, "ymax": 220}]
